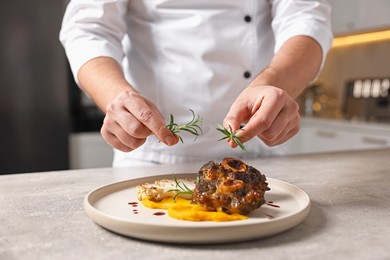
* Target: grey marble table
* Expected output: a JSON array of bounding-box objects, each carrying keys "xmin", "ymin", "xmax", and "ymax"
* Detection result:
[{"xmin": 1, "ymin": 149, "xmax": 390, "ymax": 260}]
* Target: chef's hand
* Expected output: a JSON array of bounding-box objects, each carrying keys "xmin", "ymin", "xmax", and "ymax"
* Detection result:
[
  {"xmin": 100, "ymin": 90, "xmax": 179, "ymax": 152},
  {"xmin": 221, "ymin": 35, "xmax": 323, "ymax": 149},
  {"xmin": 223, "ymin": 85, "xmax": 300, "ymax": 148}
]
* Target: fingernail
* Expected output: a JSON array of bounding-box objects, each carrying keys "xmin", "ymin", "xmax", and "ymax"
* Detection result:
[{"xmin": 165, "ymin": 136, "xmax": 174, "ymax": 145}]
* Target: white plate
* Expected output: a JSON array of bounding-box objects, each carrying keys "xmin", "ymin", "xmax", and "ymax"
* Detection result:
[{"xmin": 84, "ymin": 174, "xmax": 310, "ymax": 244}]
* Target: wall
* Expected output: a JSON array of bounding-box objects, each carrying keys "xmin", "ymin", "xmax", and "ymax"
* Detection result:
[
  {"xmin": 315, "ymin": 39, "xmax": 390, "ymax": 108},
  {"xmin": 0, "ymin": 1, "xmax": 70, "ymax": 173}
]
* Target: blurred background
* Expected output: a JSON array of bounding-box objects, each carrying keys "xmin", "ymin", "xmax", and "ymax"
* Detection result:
[{"xmin": 1, "ymin": 0, "xmax": 390, "ymax": 174}]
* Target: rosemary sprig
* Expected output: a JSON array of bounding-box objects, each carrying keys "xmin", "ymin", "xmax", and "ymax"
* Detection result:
[
  {"xmin": 168, "ymin": 175, "xmax": 194, "ymax": 202},
  {"xmin": 216, "ymin": 124, "xmax": 247, "ymax": 152},
  {"xmin": 166, "ymin": 109, "xmax": 203, "ymax": 143}
]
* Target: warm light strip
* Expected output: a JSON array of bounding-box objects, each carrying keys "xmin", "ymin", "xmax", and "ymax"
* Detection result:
[{"xmin": 332, "ymin": 29, "xmax": 390, "ymax": 48}]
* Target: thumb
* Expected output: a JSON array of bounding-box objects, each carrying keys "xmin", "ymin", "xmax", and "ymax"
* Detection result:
[{"xmin": 223, "ymin": 101, "xmax": 249, "ymax": 133}]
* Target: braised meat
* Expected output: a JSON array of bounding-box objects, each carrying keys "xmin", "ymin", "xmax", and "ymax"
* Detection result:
[{"xmin": 192, "ymin": 157, "xmax": 270, "ymax": 215}]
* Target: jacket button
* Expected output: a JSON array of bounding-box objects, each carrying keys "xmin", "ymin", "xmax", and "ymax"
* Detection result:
[
  {"xmin": 244, "ymin": 15, "xmax": 252, "ymax": 23},
  {"xmin": 243, "ymin": 71, "xmax": 251, "ymax": 78}
]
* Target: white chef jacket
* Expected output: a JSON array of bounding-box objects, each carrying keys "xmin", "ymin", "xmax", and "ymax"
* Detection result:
[{"xmin": 60, "ymin": 0, "xmax": 333, "ymax": 166}]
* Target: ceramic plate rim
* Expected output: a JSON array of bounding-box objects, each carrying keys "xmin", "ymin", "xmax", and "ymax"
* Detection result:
[{"xmin": 84, "ymin": 173, "xmax": 311, "ymax": 243}]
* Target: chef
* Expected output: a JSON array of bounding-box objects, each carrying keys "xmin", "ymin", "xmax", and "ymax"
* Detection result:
[{"xmin": 60, "ymin": 0, "xmax": 333, "ymax": 166}]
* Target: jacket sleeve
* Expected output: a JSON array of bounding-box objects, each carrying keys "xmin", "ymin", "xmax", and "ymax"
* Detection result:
[
  {"xmin": 269, "ymin": 0, "xmax": 334, "ymax": 67},
  {"xmin": 59, "ymin": 0, "xmax": 129, "ymax": 83}
]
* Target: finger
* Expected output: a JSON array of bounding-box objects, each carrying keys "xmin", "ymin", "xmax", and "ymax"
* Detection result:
[
  {"xmin": 266, "ymin": 123, "xmax": 300, "ymax": 147},
  {"xmin": 258, "ymin": 111, "xmax": 300, "ymax": 146},
  {"xmin": 122, "ymin": 92, "xmax": 177, "ymax": 145},
  {"xmin": 106, "ymin": 99, "xmax": 152, "ymax": 139},
  {"xmin": 223, "ymin": 97, "xmax": 253, "ymax": 134},
  {"xmin": 227, "ymin": 125, "xmax": 246, "ymax": 149},
  {"xmin": 236, "ymin": 94, "xmax": 285, "ymax": 142},
  {"xmin": 103, "ymin": 132, "xmax": 133, "ymax": 152},
  {"xmin": 101, "ymin": 118, "xmax": 147, "ymax": 151},
  {"xmin": 113, "ymin": 108, "xmax": 152, "ymax": 139},
  {"xmin": 112, "ymin": 126, "xmax": 147, "ymax": 150},
  {"xmin": 223, "ymin": 100, "xmax": 254, "ymax": 150},
  {"xmin": 101, "ymin": 123, "xmax": 132, "ymax": 152},
  {"xmin": 257, "ymin": 104, "xmax": 296, "ymax": 143}
]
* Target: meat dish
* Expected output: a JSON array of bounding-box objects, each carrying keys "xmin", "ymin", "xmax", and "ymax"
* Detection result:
[{"xmin": 192, "ymin": 157, "xmax": 269, "ymax": 215}]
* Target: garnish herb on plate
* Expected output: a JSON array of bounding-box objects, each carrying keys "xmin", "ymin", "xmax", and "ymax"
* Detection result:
[
  {"xmin": 216, "ymin": 124, "xmax": 247, "ymax": 152},
  {"xmin": 168, "ymin": 175, "xmax": 194, "ymax": 202},
  {"xmin": 166, "ymin": 109, "xmax": 203, "ymax": 143}
]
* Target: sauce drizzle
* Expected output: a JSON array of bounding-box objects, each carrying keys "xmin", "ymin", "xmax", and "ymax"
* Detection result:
[
  {"xmin": 266, "ymin": 202, "xmax": 280, "ymax": 208},
  {"xmin": 128, "ymin": 202, "xmax": 138, "ymax": 207},
  {"xmin": 153, "ymin": 212, "xmax": 166, "ymax": 216}
]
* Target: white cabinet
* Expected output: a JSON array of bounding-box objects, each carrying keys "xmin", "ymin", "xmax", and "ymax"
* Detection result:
[
  {"xmin": 67, "ymin": 119, "xmax": 390, "ymax": 167},
  {"xmin": 69, "ymin": 133, "xmax": 114, "ymax": 169},
  {"xmin": 282, "ymin": 118, "xmax": 390, "ymax": 155},
  {"xmin": 329, "ymin": 0, "xmax": 390, "ymax": 35}
]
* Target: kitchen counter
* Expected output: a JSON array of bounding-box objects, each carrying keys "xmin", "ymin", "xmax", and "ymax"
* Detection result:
[
  {"xmin": 1, "ymin": 149, "xmax": 390, "ymax": 260},
  {"xmin": 301, "ymin": 116, "xmax": 390, "ymax": 133},
  {"xmin": 279, "ymin": 117, "xmax": 390, "ymax": 156}
]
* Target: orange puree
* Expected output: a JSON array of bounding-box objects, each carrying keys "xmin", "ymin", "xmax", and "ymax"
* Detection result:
[{"xmin": 141, "ymin": 198, "xmax": 247, "ymax": 222}]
